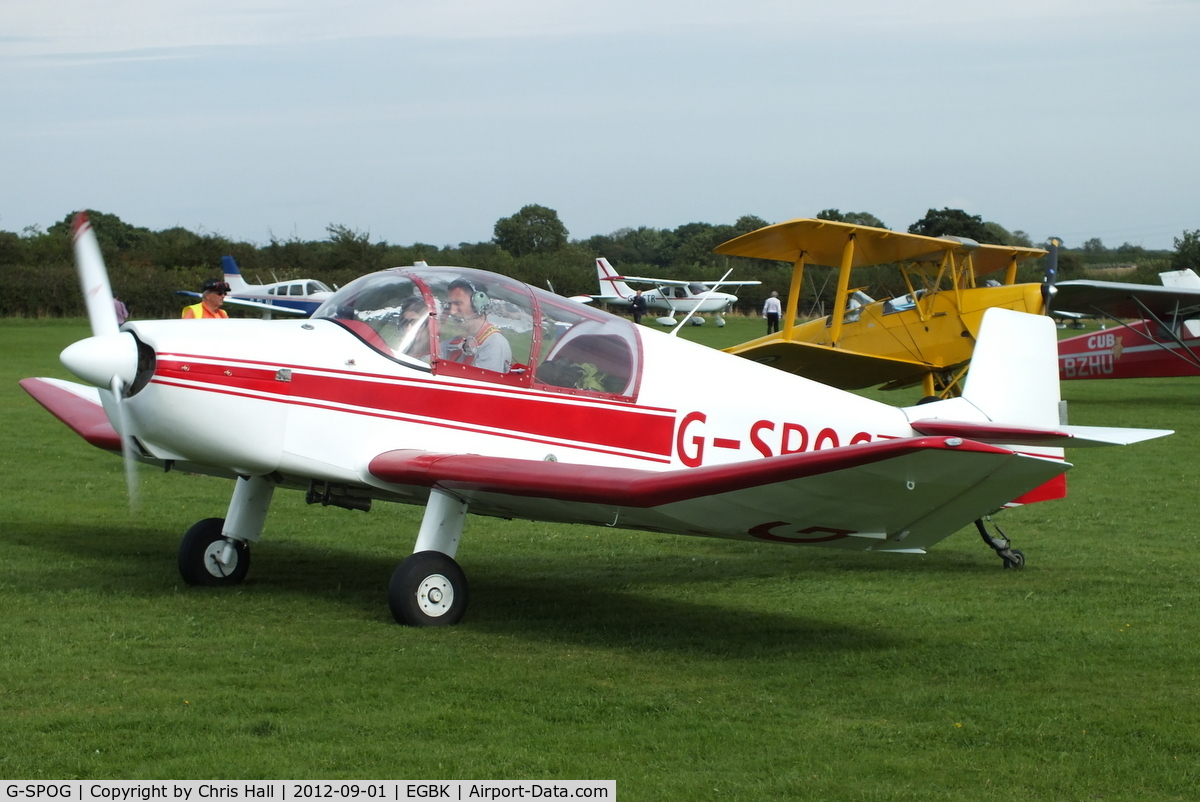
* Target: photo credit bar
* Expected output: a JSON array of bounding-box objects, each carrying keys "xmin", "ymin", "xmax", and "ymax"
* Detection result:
[{"xmin": 2, "ymin": 783, "xmax": 615, "ymax": 802}]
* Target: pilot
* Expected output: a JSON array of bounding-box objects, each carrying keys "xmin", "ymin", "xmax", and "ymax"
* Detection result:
[
  {"xmin": 440, "ymin": 278, "xmax": 512, "ymax": 373},
  {"xmin": 182, "ymin": 279, "xmax": 231, "ymax": 319}
]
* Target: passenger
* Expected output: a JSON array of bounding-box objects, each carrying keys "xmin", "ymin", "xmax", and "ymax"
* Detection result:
[
  {"xmin": 182, "ymin": 279, "xmax": 230, "ymax": 319},
  {"xmin": 440, "ymin": 278, "xmax": 512, "ymax": 373},
  {"xmin": 393, "ymin": 296, "xmax": 432, "ymax": 362}
]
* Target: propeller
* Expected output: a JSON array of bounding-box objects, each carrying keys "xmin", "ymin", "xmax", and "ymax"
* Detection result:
[
  {"xmin": 1041, "ymin": 237, "xmax": 1060, "ymax": 312},
  {"xmin": 64, "ymin": 212, "xmax": 141, "ymax": 509}
]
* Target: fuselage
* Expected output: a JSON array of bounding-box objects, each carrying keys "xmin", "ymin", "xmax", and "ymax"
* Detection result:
[{"xmin": 1058, "ymin": 320, "xmax": 1200, "ymax": 380}]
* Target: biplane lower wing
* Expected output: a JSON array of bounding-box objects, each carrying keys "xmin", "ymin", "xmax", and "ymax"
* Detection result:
[
  {"xmin": 368, "ymin": 439, "xmax": 1067, "ymax": 552},
  {"xmin": 723, "ymin": 339, "xmax": 931, "ymax": 390}
]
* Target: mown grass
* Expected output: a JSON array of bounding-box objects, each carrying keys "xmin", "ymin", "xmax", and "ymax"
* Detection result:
[{"xmin": 2, "ymin": 319, "xmax": 1198, "ymax": 800}]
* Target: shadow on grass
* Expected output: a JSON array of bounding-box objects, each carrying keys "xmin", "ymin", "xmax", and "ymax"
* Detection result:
[{"xmin": 7, "ymin": 520, "xmax": 907, "ymax": 655}]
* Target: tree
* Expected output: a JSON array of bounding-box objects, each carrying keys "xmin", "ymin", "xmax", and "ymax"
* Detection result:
[
  {"xmin": 1173, "ymin": 229, "xmax": 1200, "ymax": 274},
  {"xmin": 493, "ymin": 204, "xmax": 568, "ymax": 257},
  {"xmin": 907, "ymin": 208, "xmax": 1000, "ymax": 244}
]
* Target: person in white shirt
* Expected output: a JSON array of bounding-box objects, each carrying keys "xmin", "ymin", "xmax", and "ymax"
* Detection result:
[{"xmin": 762, "ymin": 291, "xmax": 782, "ymax": 334}]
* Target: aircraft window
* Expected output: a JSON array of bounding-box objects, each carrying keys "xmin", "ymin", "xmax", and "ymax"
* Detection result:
[
  {"xmin": 308, "ymin": 281, "xmax": 332, "ymax": 294},
  {"xmin": 267, "ymin": 287, "xmax": 276, "ymax": 295},
  {"xmin": 533, "ymin": 290, "xmax": 641, "ymax": 398},
  {"xmin": 290, "ymin": 284, "xmax": 304, "ymax": 296},
  {"xmin": 311, "ymin": 272, "xmax": 434, "ymax": 369},
  {"xmin": 673, "ymin": 287, "xmax": 688, "ymax": 299},
  {"xmin": 687, "ymin": 283, "xmax": 707, "ymax": 295},
  {"xmin": 413, "ymin": 268, "xmax": 535, "ymax": 378}
]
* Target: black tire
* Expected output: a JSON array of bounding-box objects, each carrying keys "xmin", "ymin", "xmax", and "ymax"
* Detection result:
[
  {"xmin": 389, "ymin": 551, "xmax": 468, "ymax": 627},
  {"xmin": 1003, "ymin": 549, "xmax": 1026, "ymax": 570},
  {"xmin": 178, "ymin": 517, "xmax": 250, "ymax": 586}
]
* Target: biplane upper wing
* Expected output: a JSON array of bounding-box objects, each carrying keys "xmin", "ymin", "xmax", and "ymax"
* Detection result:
[
  {"xmin": 1051, "ymin": 280, "xmax": 1200, "ymax": 319},
  {"xmin": 367, "ymin": 438, "xmax": 1067, "ymax": 552},
  {"xmin": 713, "ymin": 218, "xmax": 958, "ymax": 266},
  {"xmin": 723, "ymin": 338, "xmax": 932, "ymax": 390}
]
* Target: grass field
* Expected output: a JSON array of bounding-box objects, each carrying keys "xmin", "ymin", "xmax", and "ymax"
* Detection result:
[{"xmin": 2, "ymin": 317, "xmax": 1198, "ymax": 799}]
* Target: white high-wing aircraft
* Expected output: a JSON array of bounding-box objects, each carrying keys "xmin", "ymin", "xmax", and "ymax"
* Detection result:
[
  {"xmin": 21, "ymin": 214, "xmax": 1170, "ymax": 627},
  {"xmin": 589, "ymin": 258, "xmax": 760, "ymax": 326},
  {"xmin": 176, "ymin": 256, "xmax": 335, "ymax": 318}
]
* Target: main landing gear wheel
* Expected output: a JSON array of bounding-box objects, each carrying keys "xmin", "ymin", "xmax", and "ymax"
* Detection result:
[
  {"xmin": 389, "ymin": 551, "xmax": 468, "ymax": 627},
  {"xmin": 974, "ymin": 517, "xmax": 1025, "ymax": 570},
  {"xmin": 178, "ymin": 517, "xmax": 250, "ymax": 586}
]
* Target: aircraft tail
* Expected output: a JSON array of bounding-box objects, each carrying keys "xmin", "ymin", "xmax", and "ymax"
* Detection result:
[
  {"xmin": 221, "ymin": 255, "xmax": 251, "ymax": 293},
  {"xmin": 961, "ymin": 308, "xmax": 1061, "ymax": 427},
  {"xmin": 596, "ymin": 258, "xmax": 635, "ymax": 301}
]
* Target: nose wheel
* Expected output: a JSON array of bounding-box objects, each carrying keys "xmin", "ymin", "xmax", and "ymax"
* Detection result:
[
  {"xmin": 389, "ymin": 551, "xmax": 469, "ymax": 626},
  {"xmin": 178, "ymin": 517, "xmax": 250, "ymax": 585}
]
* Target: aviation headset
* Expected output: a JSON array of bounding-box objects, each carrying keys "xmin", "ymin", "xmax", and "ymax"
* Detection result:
[{"xmin": 447, "ymin": 278, "xmax": 490, "ymax": 315}]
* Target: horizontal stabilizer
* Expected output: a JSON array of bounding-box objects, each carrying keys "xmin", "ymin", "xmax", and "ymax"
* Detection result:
[{"xmin": 909, "ymin": 419, "xmax": 1172, "ymax": 448}]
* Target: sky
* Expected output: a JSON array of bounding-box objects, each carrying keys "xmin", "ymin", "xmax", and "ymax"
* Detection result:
[{"xmin": 2, "ymin": 0, "xmax": 1198, "ymax": 250}]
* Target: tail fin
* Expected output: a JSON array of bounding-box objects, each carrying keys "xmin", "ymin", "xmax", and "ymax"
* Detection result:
[
  {"xmin": 596, "ymin": 258, "xmax": 635, "ymax": 301},
  {"xmin": 221, "ymin": 256, "xmax": 251, "ymax": 293},
  {"xmin": 1159, "ymin": 268, "xmax": 1200, "ymax": 289},
  {"xmin": 962, "ymin": 308, "xmax": 1060, "ymax": 426}
]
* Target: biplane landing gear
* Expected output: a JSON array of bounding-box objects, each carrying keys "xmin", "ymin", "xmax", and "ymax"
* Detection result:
[
  {"xmin": 975, "ymin": 516, "xmax": 1025, "ymax": 569},
  {"xmin": 178, "ymin": 517, "xmax": 250, "ymax": 586},
  {"xmin": 390, "ymin": 488, "xmax": 470, "ymax": 626}
]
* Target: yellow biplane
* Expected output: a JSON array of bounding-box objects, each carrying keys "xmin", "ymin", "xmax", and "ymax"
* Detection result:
[{"xmin": 715, "ymin": 218, "xmax": 1048, "ymax": 397}]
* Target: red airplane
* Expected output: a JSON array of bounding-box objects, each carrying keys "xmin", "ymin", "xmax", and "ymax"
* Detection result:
[{"xmin": 1053, "ymin": 269, "xmax": 1200, "ymax": 381}]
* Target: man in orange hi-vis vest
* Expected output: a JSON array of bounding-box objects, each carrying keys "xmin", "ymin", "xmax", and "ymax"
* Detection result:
[{"xmin": 182, "ymin": 278, "xmax": 231, "ymax": 319}]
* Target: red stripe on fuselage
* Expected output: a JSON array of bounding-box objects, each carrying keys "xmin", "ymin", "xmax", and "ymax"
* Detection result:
[{"xmin": 153, "ymin": 358, "xmax": 676, "ymax": 457}]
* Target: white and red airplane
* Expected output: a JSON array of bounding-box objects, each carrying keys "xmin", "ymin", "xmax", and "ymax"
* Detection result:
[
  {"xmin": 21, "ymin": 214, "xmax": 1170, "ymax": 627},
  {"xmin": 586, "ymin": 258, "xmax": 759, "ymax": 326}
]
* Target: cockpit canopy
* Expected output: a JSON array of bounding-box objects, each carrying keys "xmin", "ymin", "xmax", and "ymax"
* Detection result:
[{"xmin": 313, "ymin": 267, "xmax": 643, "ymax": 400}]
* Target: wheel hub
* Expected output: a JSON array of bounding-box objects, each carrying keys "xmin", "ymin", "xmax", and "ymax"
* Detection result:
[
  {"xmin": 202, "ymin": 540, "xmax": 237, "ymax": 578},
  {"xmin": 416, "ymin": 573, "xmax": 454, "ymax": 617}
]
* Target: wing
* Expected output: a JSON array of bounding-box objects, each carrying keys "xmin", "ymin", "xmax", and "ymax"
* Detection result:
[
  {"xmin": 20, "ymin": 377, "xmax": 120, "ymax": 452},
  {"xmin": 175, "ymin": 291, "xmax": 311, "ymax": 316},
  {"xmin": 723, "ymin": 339, "xmax": 932, "ymax": 390},
  {"xmin": 367, "ymin": 437, "xmax": 1067, "ymax": 553},
  {"xmin": 1051, "ymin": 280, "xmax": 1200, "ymax": 319}
]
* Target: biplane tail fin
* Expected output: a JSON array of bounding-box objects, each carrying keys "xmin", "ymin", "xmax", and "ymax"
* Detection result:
[
  {"xmin": 221, "ymin": 255, "xmax": 251, "ymax": 294},
  {"xmin": 596, "ymin": 258, "xmax": 635, "ymax": 301}
]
